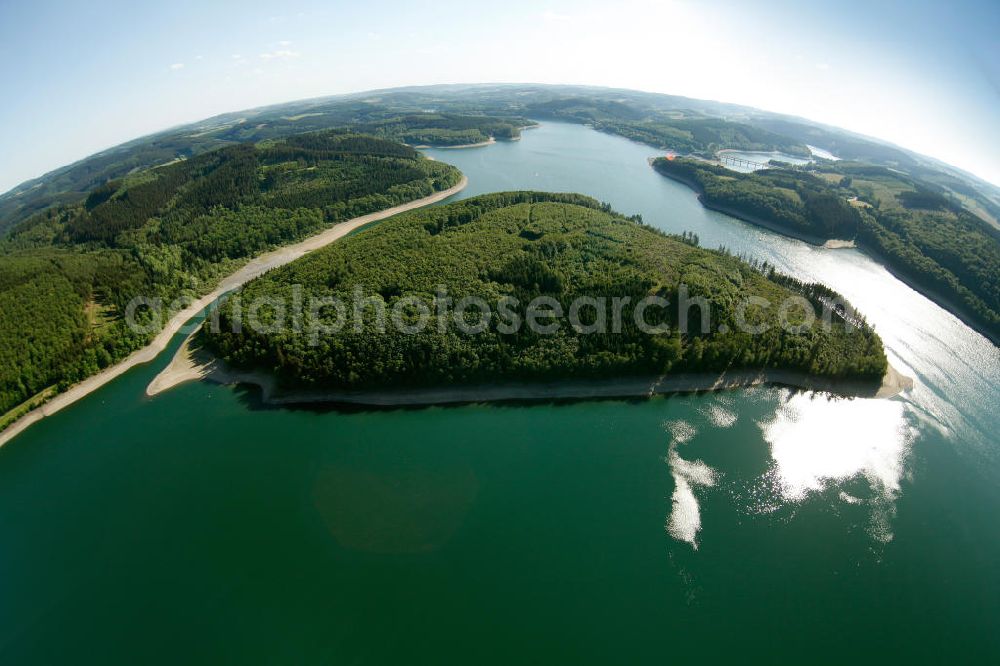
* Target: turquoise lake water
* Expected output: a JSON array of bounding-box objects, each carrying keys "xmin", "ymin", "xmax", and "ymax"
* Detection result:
[{"xmin": 0, "ymin": 121, "xmax": 997, "ymax": 664}]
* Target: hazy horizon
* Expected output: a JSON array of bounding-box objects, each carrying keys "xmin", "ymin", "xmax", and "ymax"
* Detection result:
[{"xmin": 1, "ymin": 0, "xmax": 997, "ymax": 192}]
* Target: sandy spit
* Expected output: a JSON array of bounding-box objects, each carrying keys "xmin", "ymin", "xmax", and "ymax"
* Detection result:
[
  {"xmin": 822, "ymin": 239, "xmax": 857, "ymax": 249},
  {"xmin": 149, "ymin": 330, "xmax": 914, "ymax": 406},
  {"xmin": 412, "ymin": 138, "xmax": 496, "ymax": 150}
]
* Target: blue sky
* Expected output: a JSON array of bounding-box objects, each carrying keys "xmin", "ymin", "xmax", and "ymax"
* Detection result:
[{"xmin": 0, "ymin": 0, "xmax": 997, "ymax": 192}]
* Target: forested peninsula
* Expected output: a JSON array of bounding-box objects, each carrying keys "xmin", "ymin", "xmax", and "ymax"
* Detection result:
[
  {"xmin": 652, "ymin": 157, "xmax": 1000, "ymax": 344},
  {"xmin": 0, "ymin": 131, "xmax": 463, "ymax": 425},
  {"xmin": 203, "ymin": 192, "xmax": 889, "ymax": 398},
  {"xmin": 523, "ymin": 97, "xmax": 811, "ymax": 157},
  {"xmin": 4, "ymin": 84, "xmax": 991, "ymax": 428}
]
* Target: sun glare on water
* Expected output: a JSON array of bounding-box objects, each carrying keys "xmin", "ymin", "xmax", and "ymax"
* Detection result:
[
  {"xmin": 666, "ymin": 390, "xmax": 915, "ymax": 549},
  {"xmin": 759, "ymin": 391, "xmax": 913, "ymax": 502}
]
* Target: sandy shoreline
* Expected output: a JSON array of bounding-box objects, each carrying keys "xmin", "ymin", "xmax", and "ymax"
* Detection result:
[
  {"xmin": 148, "ymin": 328, "xmax": 913, "ymax": 407},
  {"xmin": 413, "ymin": 124, "xmax": 539, "ymax": 150},
  {"xmin": 412, "ymin": 138, "xmax": 496, "ymax": 150},
  {"xmin": 822, "ymin": 238, "xmax": 856, "ymax": 249},
  {"xmin": 0, "ymin": 177, "xmax": 468, "ymax": 448}
]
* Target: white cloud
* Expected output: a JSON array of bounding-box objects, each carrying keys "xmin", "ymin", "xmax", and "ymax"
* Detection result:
[
  {"xmin": 259, "ymin": 49, "xmax": 300, "ymax": 60},
  {"xmin": 541, "ymin": 9, "xmax": 574, "ymax": 22},
  {"xmin": 169, "ymin": 63, "xmax": 184, "ymax": 71},
  {"xmin": 277, "ymin": 40, "xmax": 292, "ymax": 47}
]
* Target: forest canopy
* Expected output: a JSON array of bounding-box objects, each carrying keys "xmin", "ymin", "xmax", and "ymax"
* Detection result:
[
  {"xmin": 204, "ymin": 193, "xmax": 888, "ymax": 392},
  {"xmin": 0, "ymin": 133, "xmax": 462, "ymax": 418},
  {"xmin": 653, "ymin": 157, "xmax": 1000, "ymax": 342}
]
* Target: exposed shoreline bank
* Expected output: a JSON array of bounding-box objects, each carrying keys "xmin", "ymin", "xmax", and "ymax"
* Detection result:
[
  {"xmin": 0, "ymin": 177, "xmax": 469, "ymax": 448},
  {"xmin": 148, "ymin": 329, "xmax": 913, "ymax": 408},
  {"xmin": 412, "ymin": 138, "xmax": 496, "ymax": 150},
  {"xmin": 650, "ymin": 160, "xmax": 845, "ymax": 247},
  {"xmin": 413, "ymin": 124, "xmax": 539, "ymax": 150},
  {"xmin": 704, "ymin": 196, "xmax": 854, "ymax": 248}
]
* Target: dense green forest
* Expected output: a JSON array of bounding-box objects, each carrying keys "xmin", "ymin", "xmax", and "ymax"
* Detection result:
[
  {"xmin": 2, "ymin": 84, "xmax": 997, "ymax": 416},
  {"xmin": 0, "ymin": 133, "xmax": 462, "ymax": 417},
  {"xmin": 653, "ymin": 157, "xmax": 1000, "ymax": 341},
  {"xmin": 349, "ymin": 113, "xmax": 531, "ymax": 146},
  {"xmin": 204, "ymin": 193, "xmax": 887, "ymax": 392},
  {"xmin": 0, "ymin": 111, "xmax": 525, "ymax": 233},
  {"xmin": 4, "ymin": 84, "xmax": 996, "ymax": 234},
  {"xmin": 592, "ymin": 118, "xmax": 811, "ymax": 157},
  {"xmin": 652, "ymin": 158, "xmax": 862, "ymax": 239}
]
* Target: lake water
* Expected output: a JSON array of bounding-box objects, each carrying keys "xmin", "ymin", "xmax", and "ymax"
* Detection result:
[{"xmin": 1, "ymin": 122, "xmax": 997, "ymax": 664}]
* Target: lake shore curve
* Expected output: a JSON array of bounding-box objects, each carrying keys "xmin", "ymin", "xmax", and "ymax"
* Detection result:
[
  {"xmin": 0, "ymin": 176, "xmax": 468, "ymax": 448},
  {"xmin": 148, "ymin": 327, "xmax": 913, "ymax": 407}
]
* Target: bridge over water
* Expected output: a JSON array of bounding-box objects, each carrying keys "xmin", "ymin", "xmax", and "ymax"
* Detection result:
[{"xmin": 718, "ymin": 153, "xmax": 768, "ymax": 170}]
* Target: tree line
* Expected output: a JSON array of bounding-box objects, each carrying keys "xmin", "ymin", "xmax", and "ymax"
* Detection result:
[
  {"xmin": 205, "ymin": 193, "xmax": 887, "ymax": 393},
  {"xmin": 653, "ymin": 157, "xmax": 1000, "ymax": 340},
  {"xmin": 0, "ymin": 132, "xmax": 463, "ymax": 418}
]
